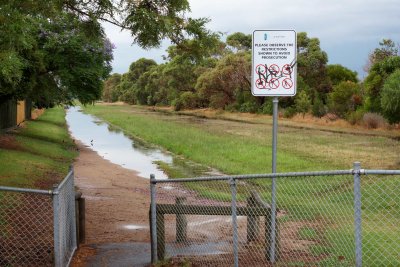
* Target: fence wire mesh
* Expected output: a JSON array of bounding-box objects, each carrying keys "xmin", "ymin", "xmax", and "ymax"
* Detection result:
[
  {"xmin": 54, "ymin": 171, "xmax": 77, "ymax": 267},
  {"xmin": 154, "ymin": 180, "xmax": 235, "ymax": 266},
  {"xmin": 152, "ymin": 171, "xmax": 399, "ymax": 266},
  {"xmin": 0, "ymin": 191, "xmax": 53, "ymax": 266},
  {"xmin": 361, "ymin": 174, "xmax": 400, "ymax": 266},
  {"xmin": 0, "ymin": 170, "xmax": 76, "ymax": 267}
]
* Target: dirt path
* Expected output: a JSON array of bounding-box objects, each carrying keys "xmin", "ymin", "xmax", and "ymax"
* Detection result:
[{"xmin": 71, "ymin": 142, "xmax": 152, "ymax": 266}]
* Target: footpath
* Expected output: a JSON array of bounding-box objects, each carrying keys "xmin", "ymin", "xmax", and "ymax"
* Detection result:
[{"xmin": 71, "ymin": 142, "xmax": 152, "ymax": 267}]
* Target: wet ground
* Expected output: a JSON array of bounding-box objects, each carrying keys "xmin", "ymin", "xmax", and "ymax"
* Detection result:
[
  {"xmin": 67, "ymin": 107, "xmax": 230, "ymax": 266},
  {"xmin": 66, "ymin": 106, "xmax": 171, "ymax": 179}
]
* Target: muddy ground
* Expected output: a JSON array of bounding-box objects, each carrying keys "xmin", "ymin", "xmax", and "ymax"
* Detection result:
[{"xmin": 71, "ymin": 142, "xmax": 153, "ymax": 266}]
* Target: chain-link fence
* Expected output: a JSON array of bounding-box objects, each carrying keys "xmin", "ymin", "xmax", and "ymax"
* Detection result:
[
  {"xmin": 0, "ymin": 169, "xmax": 77, "ymax": 267},
  {"xmin": 150, "ymin": 163, "xmax": 400, "ymax": 266}
]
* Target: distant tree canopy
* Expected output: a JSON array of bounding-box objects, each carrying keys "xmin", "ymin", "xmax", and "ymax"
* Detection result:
[
  {"xmin": 327, "ymin": 64, "xmax": 358, "ymax": 86},
  {"xmin": 0, "ymin": 0, "xmax": 213, "ymax": 107},
  {"xmin": 104, "ymin": 34, "xmax": 399, "ymax": 125},
  {"xmin": 381, "ymin": 69, "xmax": 400, "ymax": 123}
]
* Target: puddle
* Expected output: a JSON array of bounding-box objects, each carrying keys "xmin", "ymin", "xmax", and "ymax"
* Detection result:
[
  {"xmin": 123, "ymin": 224, "xmax": 147, "ymax": 230},
  {"xmin": 66, "ymin": 106, "xmax": 172, "ymax": 179}
]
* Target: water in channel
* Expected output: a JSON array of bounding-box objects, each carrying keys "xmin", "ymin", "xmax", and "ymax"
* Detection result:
[{"xmin": 65, "ymin": 106, "xmax": 172, "ymax": 179}]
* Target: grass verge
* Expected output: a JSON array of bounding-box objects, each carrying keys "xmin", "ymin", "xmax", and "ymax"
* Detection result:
[
  {"xmin": 0, "ymin": 107, "xmax": 77, "ymax": 189},
  {"xmin": 83, "ymin": 103, "xmax": 399, "ymax": 266}
]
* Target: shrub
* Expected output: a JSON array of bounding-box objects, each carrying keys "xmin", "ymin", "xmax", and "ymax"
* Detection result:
[
  {"xmin": 239, "ymin": 101, "xmax": 258, "ymax": 113},
  {"xmin": 328, "ymin": 81, "xmax": 362, "ymax": 117},
  {"xmin": 362, "ymin": 112, "xmax": 387, "ymax": 129},
  {"xmin": 323, "ymin": 113, "xmax": 339, "ymax": 121},
  {"xmin": 283, "ymin": 107, "xmax": 297, "ymax": 118},
  {"xmin": 311, "ymin": 96, "xmax": 326, "ymax": 117},
  {"xmin": 179, "ymin": 92, "xmax": 200, "ymax": 109},
  {"xmin": 261, "ymin": 100, "xmax": 273, "ymax": 115},
  {"xmin": 120, "ymin": 90, "xmax": 135, "ymax": 104},
  {"xmin": 346, "ymin": 109, "xmax": 365, "ymax": 125},
  {"xmin": 295, "ymin": 91, "xmax": 311, "ymax": 117}
]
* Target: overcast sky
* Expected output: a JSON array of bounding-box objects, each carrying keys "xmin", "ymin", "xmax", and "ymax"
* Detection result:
[{"xmin": 104, "ymin": 0, "xmax": 400, "ymax": 79}]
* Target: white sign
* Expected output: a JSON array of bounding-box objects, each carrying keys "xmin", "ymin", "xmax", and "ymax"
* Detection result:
[{"xmin": 252, "ymin": 30, "xmax": 297, "ymax": 96}]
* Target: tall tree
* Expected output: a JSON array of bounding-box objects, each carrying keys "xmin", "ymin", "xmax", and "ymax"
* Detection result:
[
  {"xmin": 365, "ymin": 39, "xmax": 399, "ymax": 71},
  {"xmin": 364, "ymin": 56, "xmax": 400, "ymax": 112},
  {"xmin": 297, "ymin": 32, "xmax": 331, "ymax": 101},
  {"xmin": 103, "ymin": 73, "xmax": 122, "ymax": 102},
  {"xmin": 326, "ymin": 64, "xmax": 358, "ymax": 86},
  {"xmin": 226, "ymin": 32, "xmax": 252, "ymax": 51},
  {"xmin": 0, "ymin": 0, "xmax": 213, "ymax": 106},
  {"xmin": 380, "ymin": 69, "xmax": 400, "ymax": 123}
]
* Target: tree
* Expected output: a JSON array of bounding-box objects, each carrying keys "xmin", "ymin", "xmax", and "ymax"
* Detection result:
[
  {"xmin": 196, "ymin": 52, "xmax": 251, "ymax": 109},
  {"xmin": 226, "ymin": 32, "xmax": 252, "ymax": 51},
  {"xmin": 326, "ymin": 64, "xmax": 358, "ymax": 86},
  {"xmin": 0, "ymin": 0, "xmax": 213, "ymax": 106},
  {"xmin": 381, "ymin": 69, "xmax": 400, "ymax": 123},
  {"xmin": 103, "ymin": 74, "xmax": 122, "ymax": 102},
  {"xmin": 297, "ymin": 32, "xmax": 332, "ymax": 99},
  {"xmin": 365, "ymin": 39, "xmax": 399, "ymax": 71},
  {"xmin": 364, "ymin": 56, "xmax": 400, "ymax": 112},
  {"xmin": 328, "ymin": 81, "xmax": 362, "ymax": 118},
  {"xmin": 127, "ymin": 58, "xmax": 157, "ymax": 82},
  {"xmin": 295, "ymin": 91, "xmax": 311, "ymax": 118}
]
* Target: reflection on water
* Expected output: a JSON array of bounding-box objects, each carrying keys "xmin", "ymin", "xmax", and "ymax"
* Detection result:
[{"xmin": 66, "ymin": 106, "xmax": 172, "ymax": 179}]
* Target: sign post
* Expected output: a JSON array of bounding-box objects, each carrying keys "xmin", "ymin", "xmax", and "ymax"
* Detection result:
[{"xmin": 251, "ymin": 30, "xmax": 297, "ymax": 263}]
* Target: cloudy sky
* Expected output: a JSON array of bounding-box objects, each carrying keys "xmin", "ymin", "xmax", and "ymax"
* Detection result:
[{"xmin": 104, "ymin": 0, "xmax": 400, "ymax": 79}]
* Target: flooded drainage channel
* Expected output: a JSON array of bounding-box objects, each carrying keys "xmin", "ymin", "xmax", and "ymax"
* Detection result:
[{"xmin": 66, "ymin": 106, "xmax": 220, "ymax": 180}]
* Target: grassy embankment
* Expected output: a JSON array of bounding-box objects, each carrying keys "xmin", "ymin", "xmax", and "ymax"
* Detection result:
[
  {"xmin": 84, "ymin": 103, "xmax": 399, "ymax": 266},
  {"xmin": 0, "ymin": 107, "xmax": 77, "ymax": 188}
]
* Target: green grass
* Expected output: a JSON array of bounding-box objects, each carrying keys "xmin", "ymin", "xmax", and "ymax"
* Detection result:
[
  {"xmin": 83, "ymin": 103, "xmax": 400, "ymax": 266},
  {"xmin": 0, "ymin": 107, "xmax": 77, "ymax": 188},
  {"xmin": 83, "ymin": 104, "xmax": 400, "ymax": 172}
]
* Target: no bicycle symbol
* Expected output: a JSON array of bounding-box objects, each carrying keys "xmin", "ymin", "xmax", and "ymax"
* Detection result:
[{"xmin": 282, "ymin": 64, "xmax": 292, "ymax": 76}]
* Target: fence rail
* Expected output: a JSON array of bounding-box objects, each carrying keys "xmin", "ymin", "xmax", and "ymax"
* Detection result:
[
  {"xmin": 150, "ymin": 162, "xmax": 400, "ymax": 266},
  {"xmin": 0, "ymin": 170, "xmax": 77, "ymax": 267}
]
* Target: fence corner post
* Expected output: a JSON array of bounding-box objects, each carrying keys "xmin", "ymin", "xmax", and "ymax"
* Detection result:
[
  {"xmin": 230, "ymin": 178, "xmax": 239, "ymax": 267},
  {"xmin": 353, "ymin": 162, "xmax": 362, "ymax": 267},
  {"xmin": 52, "ymin": 184, "xmax": 61, "ymax": 267},
  {"xmin": 150, "ymin": 174, "xmax": 158, "ymax": 264}
]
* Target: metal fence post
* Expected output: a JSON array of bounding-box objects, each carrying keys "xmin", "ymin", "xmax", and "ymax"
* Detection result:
[
  {"xmin": 353, "ymin": 162, "xmax": 362, "ymax": 267},
  {"xmin": 150, "ymin": 174, "xmax": 158, "ymax": 264},
  {"xmin": 52, "ymin": 184, "xmax": 61, "ymax": 267},
  {"xmin": 230, "ymin": 178, "xmax": 239, "ymax": 267},
  {"xmin": 270, "ymin": 96, "xmax": 279, "ymax": 263},
  {"xmin": 70, "ymin": 168, "xmax": 78, "ymax": 251}
]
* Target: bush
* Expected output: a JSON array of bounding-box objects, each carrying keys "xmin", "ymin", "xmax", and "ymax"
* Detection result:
[
  {"xmin": 120, "ymin": 90, "xmax": 136, "ymax": 104},
  {"xmin": 180, "ymin": 92, "xmax": 200, "ymax": 109},
  {"xmin": 362, "ymin": 112, "xmax": 387, "ymax": 129},
  {"xmin": 283, "ymin": 107, "xmax": 297, "ymax": 118},
  {"xmin": 311, "ymin": 96, "xmax": 326, "ymax": 117},
  {"xmin": 239, "ymin": 101, "xmax": 258, "ymax": 113},
  {"xmin": 346, "ymin": 109, "xmax": 365, "ymax": 125},
  {"xmin": 261, "ymin": 100, "xmax": 273, "ymax": 115},
  {"xmin": 323, "ymin": 113, "xmax": 339, "ymax": 121},
  {"xmin": 328, "ymin": 81, "xmax": 362, "ymax": 117},
  {"xmin": 295, "ymin": 91, "xmax": 311, "ymax": 117}
]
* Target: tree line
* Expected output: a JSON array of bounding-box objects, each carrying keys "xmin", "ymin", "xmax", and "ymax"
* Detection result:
[{"xmin": 103, "ymin": 34, "xmax": 400, "ymax": 125}]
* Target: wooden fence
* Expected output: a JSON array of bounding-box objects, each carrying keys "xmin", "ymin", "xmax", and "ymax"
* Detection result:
[{"xmin": 0, "ymin": 99, "xmax": 32, "ymax": 131}]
